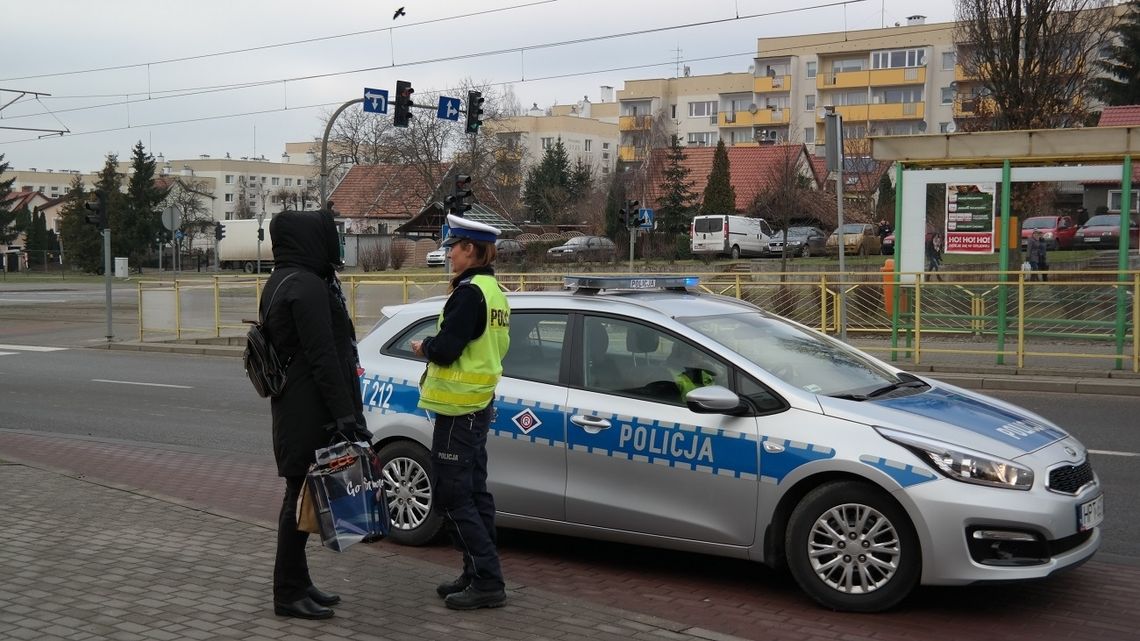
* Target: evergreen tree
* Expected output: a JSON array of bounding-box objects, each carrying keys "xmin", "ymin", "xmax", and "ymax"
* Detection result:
[
  {"xmin": 25, "ymin": 211, "xmax": 49, "ymax": 254},
  {"xmin": 568, "ymin": 158, "xmax": 593, "ymax": 202},
  {"xmin": 118, "ymin": 141, "xmax": 167, "ymax": 268},
  {"xmin": 59, "ymin": 174, "xmax": 104, "ymax": 273},
  {"xmin": 522, "ymin": 139, "xmax": 572, "ymax": 223},
  {"xmin": 0, "ymin": 153, "xmax": 15, "ymax": 245},
  {"xmin": 700, "ymin": 139, "xmax": 736, "ymax": 215},
  {"xmin": 656, "ymin": 135, "xmax": 698, "ymax": 234},
  {"xmin": 603, "ymin": 175, "xmax": 625, "ymax": 238},
  {"xmin": 876, "ymin": 172, "xmax": 896, "ymax": 220},
  {"xmin": 1094, "ymin": 0, "xmax": 1140, "ymax": 106}
]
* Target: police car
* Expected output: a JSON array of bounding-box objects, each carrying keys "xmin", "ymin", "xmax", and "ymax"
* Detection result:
[{"xmin": 358, "ymin": 276, "xmax": 1102, "ymax": 612}]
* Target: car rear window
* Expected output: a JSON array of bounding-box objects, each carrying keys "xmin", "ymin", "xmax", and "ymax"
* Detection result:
[
  {"xmin": 694, "ymin": 217, "xmax": 723, "ymax": 233},
  {"xmin": 1022, "ymin": 218, "xmax": 1056, "ymax": 229}
]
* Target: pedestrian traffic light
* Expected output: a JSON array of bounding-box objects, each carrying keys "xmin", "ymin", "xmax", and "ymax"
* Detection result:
[
  {"xmin": 394, "ymin": 80, "xmax": 414, "ymax": 128},
  {"xmin": 445, "ymin": 174, "xmax": 473, "ymax": 216},
  {"xmin": 465, "ymin": 91, "xmax": 484, "ymax": 134},
  {"xmin": 83, "ymin": 190, "xmax": 108, "ymax": 230},
  {"xmin": 214, "ymin": 221, "xmax": 225, "ymax": 242}
]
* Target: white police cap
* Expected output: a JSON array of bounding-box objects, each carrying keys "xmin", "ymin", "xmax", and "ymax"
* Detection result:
[{"xmin": 442, "ymin": 213, "xmax": 501, "ymax": 246}]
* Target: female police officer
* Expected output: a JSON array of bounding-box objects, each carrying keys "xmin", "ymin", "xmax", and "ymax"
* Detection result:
[{"xmin": 412, "ymin": 214, "xmax": 510, "ymax": 610}]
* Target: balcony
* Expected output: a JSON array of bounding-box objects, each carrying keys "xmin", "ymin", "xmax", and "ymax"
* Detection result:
[
  {"xmin": 954, "ymin": 95, "xmax": 997, "ymax": 118},
  {"xmin": 817, "ymin": 104, "xmax": 870, "ymax": 121},
  {"xmin": 753, "ymin": 75, "xmax": 791, "ymax": 93},
  {"xmin": 619, "ymin": 115, "xmax": 653, "ymax": 131},
  {"xmin": 817, "ymin": 69, "xmax": 869, "ymax": 89},
  {"xmin": 867, "ymin": 102, "xmax": 925, "ymax": 120},
  {"xmin": 818, "ymin": 66, "xmax": 926, "ymax": 89},
  {"xmin": 718, "ymin": 108, "xmax": 790, "ymax": 127},
  {"xmin": 618, "ymin": 145, "xmax": 645, "ymax": 162},
  {"xmin": 954, "ymin": 64, "xmax": 975, "ymax": 82}
]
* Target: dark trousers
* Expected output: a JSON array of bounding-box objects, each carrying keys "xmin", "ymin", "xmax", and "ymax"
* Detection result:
[
  {"xmin": 273, "ymin": 475, "xmax": 313, "ymax": 602},
  {"xmin": 430, "ymin": 405, "xmax": 504, "ymax": 591}
]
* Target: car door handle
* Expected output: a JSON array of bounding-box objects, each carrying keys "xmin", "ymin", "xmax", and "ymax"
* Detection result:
[{"xmin": 571, "ymin": 415, "xmax": 612, "ymax": 434}]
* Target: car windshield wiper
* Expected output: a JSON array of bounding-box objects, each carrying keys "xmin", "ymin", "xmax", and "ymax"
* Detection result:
[
  {"xmin": 830, "ymin": 392, "xmax": 870, "ymax": 401},
  {"xmin": 866, "ymin": 378, "xmax": 929, "ymax": 398}
]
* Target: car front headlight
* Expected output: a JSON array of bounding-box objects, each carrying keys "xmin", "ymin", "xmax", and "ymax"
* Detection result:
[
  {"xmin": 875, "ymin": 427, "xmax": 1034, "ymax": 490},
  {"xmin": 1044, "ymin": 232, "xmax": 1054, "ymax": 239}
]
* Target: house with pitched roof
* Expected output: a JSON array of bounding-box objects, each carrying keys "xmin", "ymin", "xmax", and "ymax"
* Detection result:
[{"xmin": 1082, "ymin": 106, "xmax": 1140, "ymax": 218}]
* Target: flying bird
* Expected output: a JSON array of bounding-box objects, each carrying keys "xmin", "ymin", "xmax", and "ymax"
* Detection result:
[{"xmin": 393, "ymin": 6, "xmax": 405, "ymax": 20}]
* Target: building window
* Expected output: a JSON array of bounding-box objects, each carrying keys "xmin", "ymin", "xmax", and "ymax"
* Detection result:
[
  {"xmin": 225, "ymin": 193, "xmax": 234, "ymax": 203},
  {"xmin": 804, "ymin": 127, "xmax": 815, "ymax": 143},
  {"xmin": 585, "ymin": 139, "xmax": 592, "ymax": 152},
  {"xmin": 541, "ymin": 137, "xmax": 554, "ymax": 149},
  {"xmin": 806, "ymin": 61, "xmax": 817, "ymax": 78},
  {"xmin": 872, "ymin": 87, "xmax": 924, "ymax": 104},
  {"xmin": 805, "ymin": 94, "xmax": 816, "ymax": 111},
  {"xmin": 941, "ymin": 51, "xmax": 956, "ymax": 70},
  {"xmin": 871, "ymin": 48, "xmax": 926, "ymax": 69},
  {"xmin": 225, "ymin": 175, "xmax": 234, "ymax": 184},
  {"xmin": 602, "ymin": 142, "xmax": 610, "ymax": 149},
  {"xmin": 940, "ymin": 87, "xmax": 954, "ymax": 105},
  {"xmin": 271, "ymin": 177, "xmax": 280, "ymax": 186},
  {"xmin": 829, "ymin": 90, "xmax": 869, "ymax": 106},
  {"xmin": 1108, "ymin": 190, "xmax": 1140, "ymax": 213},
  {"xmin": 833, "ymin": 58, "xmax": 866, "ymax": 73},
  {"xmin": 687, "ymin": 132, "xmax": 717, "ymax": 146},
  {"xmin": 285, "ymin": 178, "xmax": 293, "ymax": 186},
  {"xmin": 688, "ymin": 101, "xmax": 717, "ymax": 118},
  {"xmin": 671, "ymin": 104, "xmax": 677, "ymax": 119},
  {"xmin": 939, "ymin": 122, "xmax": 951, "ymax": 133}
]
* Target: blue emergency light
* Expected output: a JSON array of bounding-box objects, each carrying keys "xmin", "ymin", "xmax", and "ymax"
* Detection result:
[{"xmin": 564, "ymin": 275, "xmax": 700, "ymax": 294}]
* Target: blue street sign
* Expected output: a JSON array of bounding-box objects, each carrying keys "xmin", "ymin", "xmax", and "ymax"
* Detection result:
[
  {"xmin": 638, "ymin": 208, "xmax": 655, "ymax": 230},
  {"xmin": 363, "ymin": 88, "xmax": 388, "ymax": 114},
  {"xmin": 174, "ymin": 229, "xmax": 185, "ymax": 241},
  {"xmin": 437, "ymin": 96, "xmax": 461, "ymax": 121},
  {"xmin": 441, "ymin": 222, "xmax": 450, "ymax": 241}
]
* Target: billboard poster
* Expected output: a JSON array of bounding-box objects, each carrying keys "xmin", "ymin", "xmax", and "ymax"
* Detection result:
[{"xmin": 945, "ymin": 183, "xmax": 996, "ymax": 254}]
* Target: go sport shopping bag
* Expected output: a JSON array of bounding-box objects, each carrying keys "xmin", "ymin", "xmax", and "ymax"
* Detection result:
[{"xmin": 307, "ymin": 441, "xmax": 391, "ymax": 552}]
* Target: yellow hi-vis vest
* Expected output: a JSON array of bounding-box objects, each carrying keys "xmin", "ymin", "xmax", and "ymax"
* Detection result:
[{"xmin": 418, "ymin": 275, "xmax": 510, "ymax": 416}]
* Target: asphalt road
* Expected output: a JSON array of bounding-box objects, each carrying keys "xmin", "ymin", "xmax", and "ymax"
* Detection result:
[{"xmin": 0, "ymin": 345, "xmax": 1136, "ymax": 562}]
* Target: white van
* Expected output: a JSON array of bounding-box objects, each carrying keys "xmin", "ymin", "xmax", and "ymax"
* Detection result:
[{"xmin": 690, "ymin": 215, "xmax": 774, "ymax": 259}]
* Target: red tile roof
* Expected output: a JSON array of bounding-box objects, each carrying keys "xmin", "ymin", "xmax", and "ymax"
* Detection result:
[
  {"xmin": 1097, "ymin": 105, "xmax": 1140, "ymax": 127},
  {"xmin": 330, "ymin": 163, "xmax": 445, "ymax": 220},
  {"xmin": 645, "ymin": 144, "xmax": 821, "ymax": 211}
]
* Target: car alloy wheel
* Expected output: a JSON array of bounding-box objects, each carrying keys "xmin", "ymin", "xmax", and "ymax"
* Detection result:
[
  {"xmin": 786, "ymin": 481, "xmax": 920, "ymax": 612},
  {"xmin": 731, "ymin": 245, "xmax": 741, "ymax": 260},
  {"xmin": 375, "ymin": 441, "xmax": 442, "ymax": 545},
  {"xmin": 801, "ymin": 245, "xmax": 810, "ymax": 258}
]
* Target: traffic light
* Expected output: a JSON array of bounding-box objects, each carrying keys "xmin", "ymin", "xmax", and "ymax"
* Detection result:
[
  {"xmin": 214, "ymin": 221, "xmax": 225, "ymax": 242},
  {"xmin": 445, "ymin": 174, "xmax": 473, "ymax": 216},
  {"xmin": 257, "ymin": 227, "xmax": 264, "ymax": 242},
  {"xmin": 83, "ymin": 190, "xmax": 108, "ymax": 230},
  {"xmin": 626, "ymin": 200, "xmax": 640, "ymax": 228},
  {"xmin": 394, "ymin": 80, "xmax": 414, "ymax": 128},
  {"xmin": 465, "ymin": 90, "xmax": 484, "ymax": 134}
]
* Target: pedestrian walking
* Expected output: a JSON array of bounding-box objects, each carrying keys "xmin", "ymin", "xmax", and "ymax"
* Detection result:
[
  {"xmin": 411, "ymin": 213, "xmax": 511, "ymax": 611},
  {"xmin": 925, "ymin": 232, "xmax": 944, "ymax": 281},
  {"xmin": 262, "ymin": 210, "xmax": 367, "ymax": 620},
  {"xmin": 1028, "ymin": 230, "xmax": 1049, "ymax": 282}
]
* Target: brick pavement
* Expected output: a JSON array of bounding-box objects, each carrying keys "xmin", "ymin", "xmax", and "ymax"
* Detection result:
[{"xmin": 3, "ymin": 429, "xmax": 1140, "ymax": 641}]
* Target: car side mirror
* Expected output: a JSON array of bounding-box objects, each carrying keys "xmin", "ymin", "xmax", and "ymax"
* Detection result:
[{"xmin": 685, "ymin": 385, "xmax": 747, "ymax": 415}]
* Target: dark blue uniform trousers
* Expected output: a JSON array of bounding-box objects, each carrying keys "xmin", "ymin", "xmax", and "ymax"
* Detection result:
[{"xmin": 430, "ymin": 405, "xmax": 504, "ymax": 591}]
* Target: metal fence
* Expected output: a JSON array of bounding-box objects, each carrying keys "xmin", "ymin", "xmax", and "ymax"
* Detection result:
[{"xmin": 137, "ymin": 270, "xmax": 1140, "ymax": 373}]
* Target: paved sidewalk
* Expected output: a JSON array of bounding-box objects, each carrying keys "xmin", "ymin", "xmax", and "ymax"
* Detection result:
[{"xmin": 0, "ymin": 459, "xmax": 745, "ymax": 641}]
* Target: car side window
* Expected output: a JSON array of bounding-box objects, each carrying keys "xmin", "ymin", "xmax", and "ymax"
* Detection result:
[
  {"xmin": 736, "ymin": 373, "xmax": 786, "ymax": 415},
  {"xmin": 502, "ymin": 313, "xmax": 567, "ymax": 384},
  {"xmin": 582, "ymin": 316, "xmax": 729, "ymax": 406},
  {"xmin": 384, "ymin": 317, "xmax": 437, "ymax": 360}
]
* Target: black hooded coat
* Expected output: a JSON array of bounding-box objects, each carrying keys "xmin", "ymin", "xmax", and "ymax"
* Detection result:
[{"xmin": 260, "ymin": 211, "xmax": 363, "ymax": 477}]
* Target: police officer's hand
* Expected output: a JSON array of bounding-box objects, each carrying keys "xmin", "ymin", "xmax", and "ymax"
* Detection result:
[{"xmin": 411, "ymin": 340, "xmax": 424, "ymax": 357}]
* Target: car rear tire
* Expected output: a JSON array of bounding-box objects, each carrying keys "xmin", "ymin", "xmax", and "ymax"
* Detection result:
[
  {"xmin": 731, "ymin": 245, "xmax": 741, "ymax": 260},
  {"xmin": 858, "ymin": 244, "xmax": 868, "ymax": 257},
  {"xmin": 785, "ymin": 480, "xmax": 920, "ymax": 612},
  {"xmin": 374, "ymin": 440, "xmax": 442, "ymax": 546},
  {"xmin": 243, "ymin": 261, "xmax": 255, "ymax": 274},
  {"xmin": 800, "ymin": 245, "xmax": 811, "ymax": 258}
]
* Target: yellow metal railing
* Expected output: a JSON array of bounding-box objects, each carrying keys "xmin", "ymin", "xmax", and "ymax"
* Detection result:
[{"xmin": 137, "ymin": 270, "xmax": 1140, "ymax": 372}]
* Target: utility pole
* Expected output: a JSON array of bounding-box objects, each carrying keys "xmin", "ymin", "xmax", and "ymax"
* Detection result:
[{"xmin": 824, "ymin": 106, "xmax": 847, "ymax": 341}]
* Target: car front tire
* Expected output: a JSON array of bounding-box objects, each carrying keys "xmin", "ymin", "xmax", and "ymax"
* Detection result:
[
  {"xmin": 374, "ymin": 440, "xmax": 442, "ymax": 546},
  {"xmin": 785, "ymin": 480, "xmax": 920, "ymax": 612},
  {"xmin": 800, "ymin": 245, "xmax": 811, "ymax": 258},
  {"xmin": 731, "ymin": 245, "xmax": 741, "ymax": 260}
]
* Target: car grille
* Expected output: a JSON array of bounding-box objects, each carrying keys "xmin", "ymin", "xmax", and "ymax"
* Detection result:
[{"xmin": 1048, "ymin": 460, "xmax": 1094, "ymax": 494}]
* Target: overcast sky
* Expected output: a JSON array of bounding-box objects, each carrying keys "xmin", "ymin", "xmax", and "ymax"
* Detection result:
[{"xmin": 1, "ymin": 0, "xmax": 953, "ymax": 173}]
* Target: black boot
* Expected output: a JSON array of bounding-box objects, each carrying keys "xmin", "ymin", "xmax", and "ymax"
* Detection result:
[
  {"xmin": 306, "ymin": 585, "xmax": 341, "ymax": 606},
  {"xmin": 444, "ymin": 585, "xmax": 506, "ymax": 610},
  {"xmin": 274, "ymin": 596, "xmax": 335, "ymax": 619},
  {"xmin": 436, "ymin": 574, "xmax": 471, "ymax": 599}
]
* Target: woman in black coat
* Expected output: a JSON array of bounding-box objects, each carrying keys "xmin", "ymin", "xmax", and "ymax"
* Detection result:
[{"xmin": 261, "ymin": 210, "xmax": 366, "ymax": 620}]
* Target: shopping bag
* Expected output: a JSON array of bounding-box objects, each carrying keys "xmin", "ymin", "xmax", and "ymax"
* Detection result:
[
  {"xmin": 306, "ymin": 441, "xmax": 391, "ymax": 552},
  {"xmin": 1021, "ymin": 260, "xmax": 1032, "ymax": 272},
  {"xmin": 296, "ymin": 477, "xmax": 320, "ymax": 534}
]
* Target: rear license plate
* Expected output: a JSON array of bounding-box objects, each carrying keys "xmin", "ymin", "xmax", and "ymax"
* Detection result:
[
  {"xmin": 1085, "ymin": 237, "xmax": 1100, "ymax": 243},
  {"xmin": 1078, "ymin": 494, "xmax": 1104, "ymax": 531}
]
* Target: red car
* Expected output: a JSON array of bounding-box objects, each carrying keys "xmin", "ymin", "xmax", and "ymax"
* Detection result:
[{"xmin": 1020, "ymin": 215, "xmax": 1077, "ymax": 251}]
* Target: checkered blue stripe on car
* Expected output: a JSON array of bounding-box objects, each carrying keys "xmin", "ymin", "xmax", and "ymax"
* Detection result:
[
  {"xmin": 858, "ymin": 455, "xmax": 938, "ymax": 487},
  {"xmin": 759, "ymin": 437, "xmax": 835, "ymax": 485}
]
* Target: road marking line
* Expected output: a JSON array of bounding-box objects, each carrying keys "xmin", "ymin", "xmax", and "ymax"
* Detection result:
[
  {"xmin": 1089, "ymin": 449, "xmax": 1139, "ymax": 457},
  {"xmin": 0, "ymin": 298, "xmax": 68, "ymax": 303},
  {"xmin": 0, "ymin": 352, "xmax": 16, "ymax": 357},
  {"xmin": 91, "ymin": 379, "xmax": 193, "ymax": 389},
  {"xmin": 0, "ymin": 344, "xmax": 68, "ymax": 352}
]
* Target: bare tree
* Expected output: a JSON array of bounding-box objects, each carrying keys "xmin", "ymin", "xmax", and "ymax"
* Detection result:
[
  {"xmin": 317, "ymin": 107, "xmax": 399, "ymax": 190},
  {"xmin": 164, "ymin": 177, "xmax": 215, "ymax": 250},
  {"xmin": 954, "ymin": 0, "xmax": 1118, "ymax": 130},
  {"xmin": 747, "ymin": 143, "xmax": 834, "ymax": 273}
]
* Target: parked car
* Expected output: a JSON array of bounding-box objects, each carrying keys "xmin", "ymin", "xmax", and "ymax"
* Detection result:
[
  {"xmin": 881, "ymin": 224, "xmax": 936, "ymax": 256},
  {"xmin": 764, "ymin": 226, "xmax": 827, "ymax": 258},
  {"xmin": 546, "ymin": 235, "xmax": 617, "ymax": 262},
  {"xmin": 691, "ymin": 214, "xmax": 775, "ymax": 259},
  {"xmin": 1074, "ymin": 214, "xmax": 1140, "ymax": 250},
  {"xmin": 359, "ymin": 275, "xmax": 1102, "ymax": 612},
  {"xmin": 425, "ymin": 247, "xmax": 446, "ymax": 267},
  {"xmin": 1020, "ymin": 215, "xmax": 1077, "ymax": 251},
  {"xmin": 826, "ymin": 223, "xmax": 882, "ymax": 256},
  {"xmin": 495, "ymin": 238, "xmax": 526, "ymax": 262}
]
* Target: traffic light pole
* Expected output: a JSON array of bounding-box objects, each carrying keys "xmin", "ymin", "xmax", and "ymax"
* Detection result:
[
  {"xmin": 103, "ymin": 229, "xmax": 112, "ymax": 342},
  {"xmin": 319, "ymin": 98, "xmax": 365, "ymax": 208}
]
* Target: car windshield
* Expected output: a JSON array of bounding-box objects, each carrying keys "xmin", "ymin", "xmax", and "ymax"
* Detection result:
[
  {"xmin": 785, "ymin": 227, "xmax": 814, "ymax": 238},
  {"xmin": 835, "ymin": 224, "xmax": 865, "ymax": 234},
  {"xmin": 677, "ymin": 312, "xmax": 904, "ymax": 396},
  {"xmin": 1023, "ymin": 217, "xmax": 1056, "ymax": 229},
  {"xmin": 565, "ymin": 237, "xmax": 589, "ymax": 246},
  {"xmin": 1084, "ymin": 215, "xmax": 1119, "ymax": 227}
]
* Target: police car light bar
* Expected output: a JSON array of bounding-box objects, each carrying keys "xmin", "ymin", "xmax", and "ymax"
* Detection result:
[{"xmin": 564, "ymin": 275, "xmax": 700, "ymax": 294}]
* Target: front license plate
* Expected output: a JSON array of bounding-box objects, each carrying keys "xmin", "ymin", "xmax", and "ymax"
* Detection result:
[
  {"xmin": 1085, "ymin": 237, "xmax": 1101, "ymax": 243},
  {"xmin": 1078, "ymin": 494, "xmax": 1104, "ymax": 531}
]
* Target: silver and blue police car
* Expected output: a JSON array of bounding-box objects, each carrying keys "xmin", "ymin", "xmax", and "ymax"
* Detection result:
[{"xmin": 358, "ymin": 276, "xmax": 1103, "ymax": 612}]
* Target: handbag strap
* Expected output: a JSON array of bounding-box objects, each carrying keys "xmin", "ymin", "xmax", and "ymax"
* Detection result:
[{"xmin": 260, "ymin": 271, "xmax": 299, "ymax": 324}]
